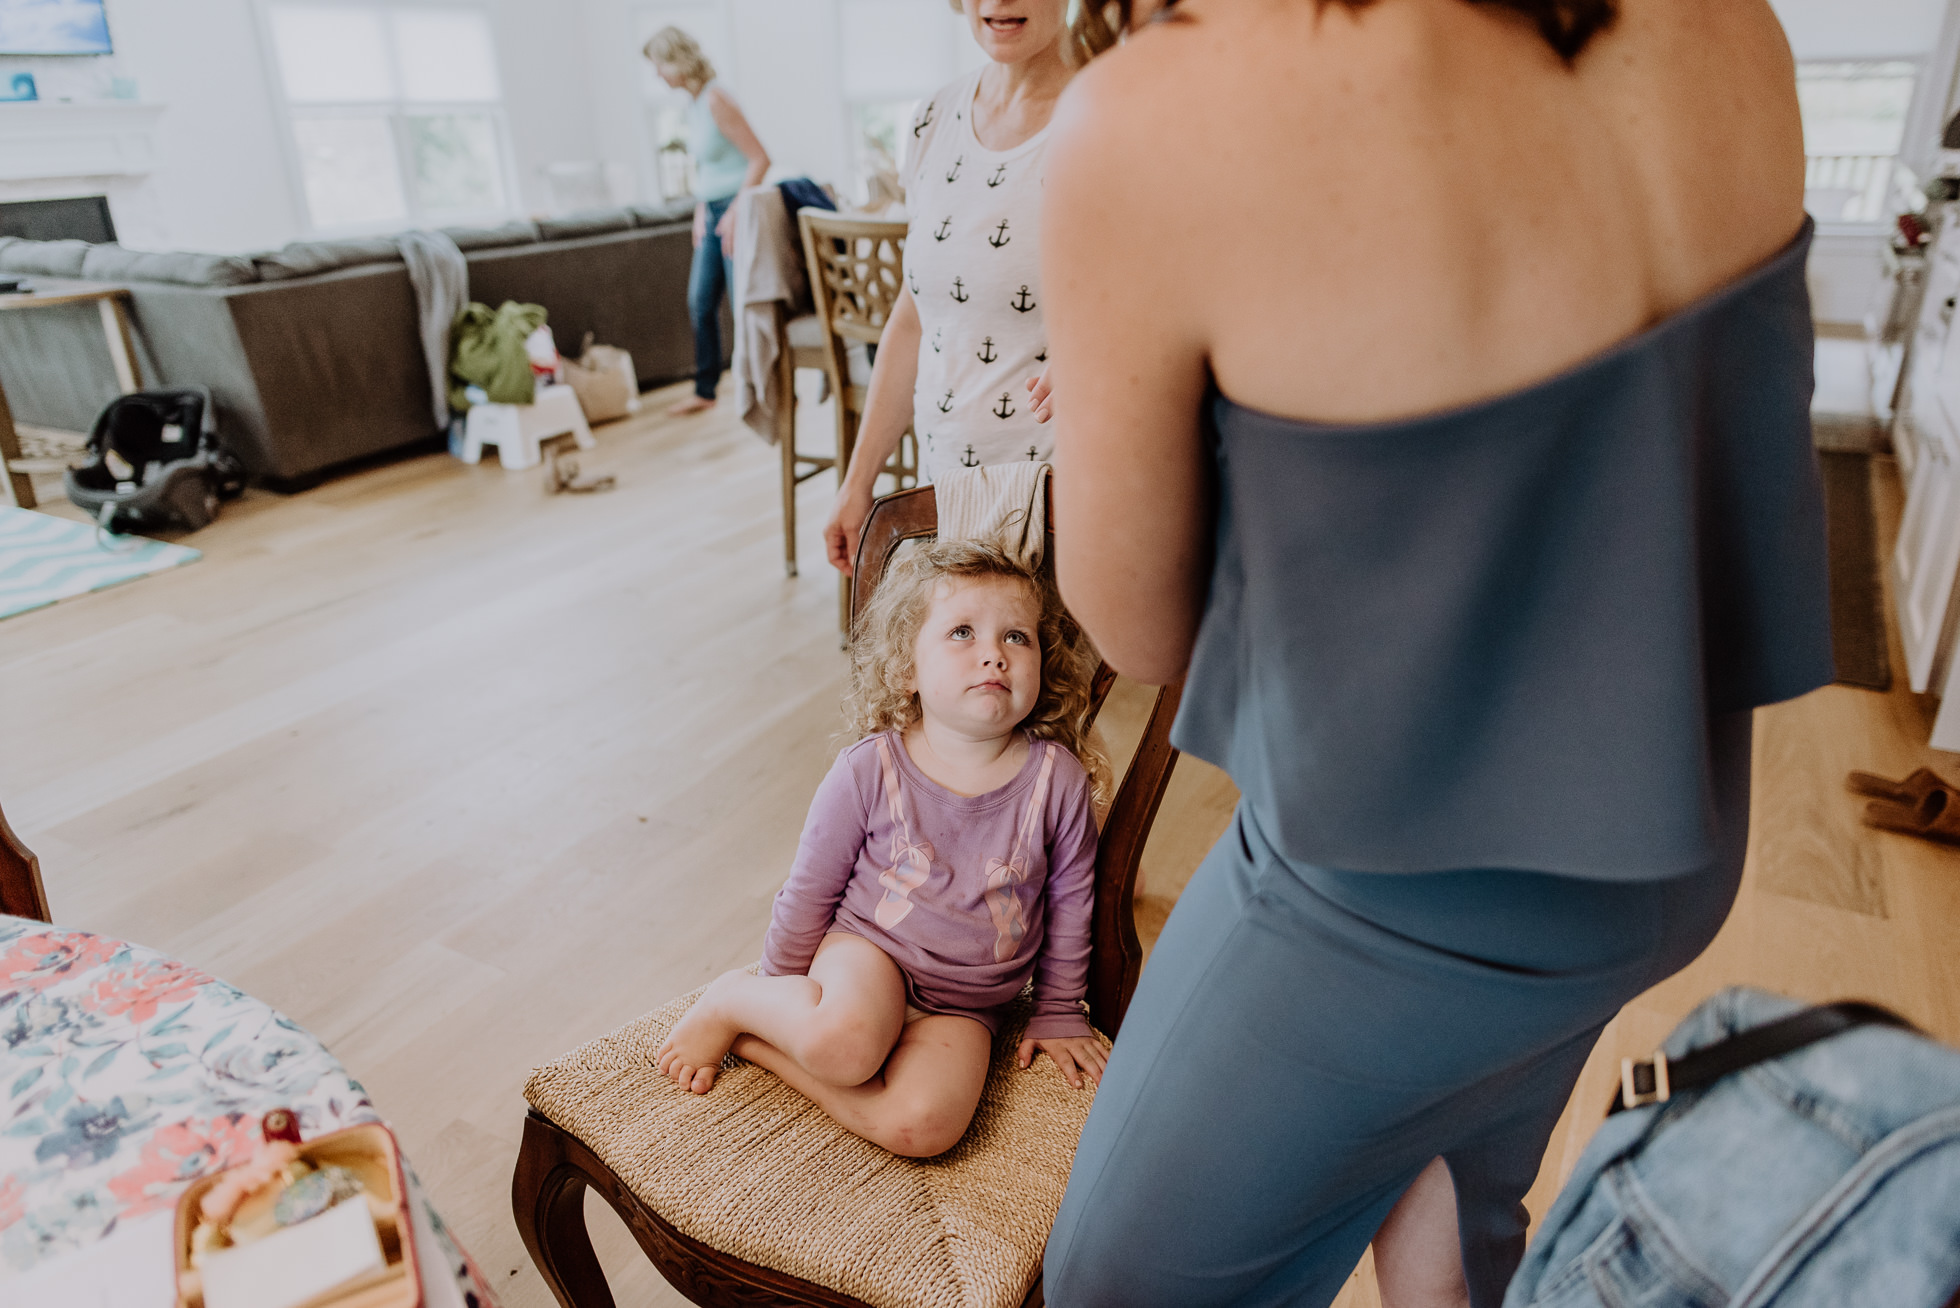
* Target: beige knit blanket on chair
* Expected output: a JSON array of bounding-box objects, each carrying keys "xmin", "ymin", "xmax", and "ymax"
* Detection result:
[{"xmin": 935, "ymin": 462, "xmax": 1049, "ymax": 571}]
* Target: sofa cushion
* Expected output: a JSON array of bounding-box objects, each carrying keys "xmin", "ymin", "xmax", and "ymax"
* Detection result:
[
  {"xmin": 535, "ymin": 209, "xmax": 635, "ymax": 242},
  {"xmin": 78, "ymin": 243, "xmax": 259, "ymax": 287},
  {"xmin": 253, "ymin": 238, "xmax": 402, "ymax": 281},
  {"xmin": 1, "ymin": 239, "xmax": 93, "ymax": 278},
  {"xmin": 442, "ymin": 219, "xmax": 540, "ymax": 252},
  {"xmin": 629, "ymin": 200, "xmax": 696, "ymax": 228}
]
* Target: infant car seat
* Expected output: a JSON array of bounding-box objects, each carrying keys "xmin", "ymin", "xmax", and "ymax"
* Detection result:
[{"xmin": 64, "ymin": 388, "xmax": 244, "ymax": 534}]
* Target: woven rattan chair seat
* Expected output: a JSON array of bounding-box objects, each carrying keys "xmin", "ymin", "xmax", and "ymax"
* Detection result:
[{"xmin": 523, "ymin": 977, "xmax": 1105, "ymax": 1308}]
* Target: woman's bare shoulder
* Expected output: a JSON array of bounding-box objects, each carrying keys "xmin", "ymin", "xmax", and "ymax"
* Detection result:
[{"xmin": 1051, "ymin": 0, "xmax": 1806, "ymax": 423}]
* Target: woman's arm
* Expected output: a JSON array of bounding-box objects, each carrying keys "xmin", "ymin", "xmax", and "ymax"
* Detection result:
[
  {"xmin": 706, "ymin": 87, "xmax": 771, "ymax": 190},
  {"xmin": 1041, "ymin": 70, "xmax": 1214, "ymax": 686},
  {"xmin": 824, "ymin": 284, "xmax": 924, "ymax": 573}
]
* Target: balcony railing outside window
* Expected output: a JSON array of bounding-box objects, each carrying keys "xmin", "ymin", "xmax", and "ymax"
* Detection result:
[
  {"xmin": 1799, "ymin": 60, "xmax": 1918, "ymax": 227},
  {"xmin": 1806, "ymin": 152, "xmax": 1899, "ymax": 225}
]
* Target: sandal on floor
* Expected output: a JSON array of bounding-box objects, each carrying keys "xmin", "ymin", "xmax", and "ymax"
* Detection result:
[
  {"xmin": 1846, "ymin": 767, "xmax": 1953, "ymax": 806},
  {"xmin": 1854, "ymin": 769, "xmax": 1960, "ymax": 844}
]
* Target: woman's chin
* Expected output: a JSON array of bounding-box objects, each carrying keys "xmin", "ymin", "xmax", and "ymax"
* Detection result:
[{"xmin": 979, "ymin": 29, "xmax": 1043, "ymax": 61}]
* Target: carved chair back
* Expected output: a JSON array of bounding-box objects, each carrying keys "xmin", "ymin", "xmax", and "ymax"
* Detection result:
[
  {"xmin": 0, "ymin": 803, "xmax": 50, "ymax": 922},
  {"xmin": 798, "ymin": 212, "xmax": 917, "ymax": 485}
]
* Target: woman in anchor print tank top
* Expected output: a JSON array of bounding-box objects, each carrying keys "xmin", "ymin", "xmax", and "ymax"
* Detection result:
[{"xmin": 822, "ymin": 0, "xmax": 1119, "ymax": 575}]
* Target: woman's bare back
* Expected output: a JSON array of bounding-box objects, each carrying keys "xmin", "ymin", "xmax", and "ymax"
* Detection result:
[{"xmin": 1085, "ymin": 0, "xmax": 1805, "ymax": 424}]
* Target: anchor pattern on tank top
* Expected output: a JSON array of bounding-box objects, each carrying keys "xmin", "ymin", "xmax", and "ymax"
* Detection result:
[{"xmin": 903, "ymin": 70, "xmax": 1051, "ymax": 481}]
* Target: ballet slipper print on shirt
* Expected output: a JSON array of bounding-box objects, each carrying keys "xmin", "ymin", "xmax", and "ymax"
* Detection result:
[
  {"xmin": 985, "ymin": 746, "xmax": 1055, "ymax": 962},
  {"xmin": 873, "ymin": 736, "xmax": 935, "ymax": 929}
]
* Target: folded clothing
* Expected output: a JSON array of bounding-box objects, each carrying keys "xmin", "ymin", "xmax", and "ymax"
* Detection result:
[{"xmin": 450, "ymin": 300, "xmax": 548, "ymax": 410}]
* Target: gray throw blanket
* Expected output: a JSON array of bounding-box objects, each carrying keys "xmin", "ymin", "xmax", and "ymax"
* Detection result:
[{"xmin": 397, "ymin": 230, "xmax": 469, "ymax": 431}]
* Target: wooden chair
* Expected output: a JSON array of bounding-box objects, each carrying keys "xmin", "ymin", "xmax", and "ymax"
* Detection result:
[
  {"xmin": 771, "ymin": 308, "xmax": 833, "ymax": 579},
  {"xmin": 799, "ymin": 211, "xmax": 920, "ymax": 625},
  {"xmin": 768, "ymin": 212, "xmax": 917, "ymax": 586},
  {"xmin": 512, "ymin": 485, "xmax": 1183, "ymax": 1308},
  {"xmin": 0, "ymin": 802, "xmax": 51, "ymax": 922}
]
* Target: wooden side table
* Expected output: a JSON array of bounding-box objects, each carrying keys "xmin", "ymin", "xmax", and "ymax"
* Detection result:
[{"xmin": 0, "ymin": 279, "xmax": 143, "ymax": 510}]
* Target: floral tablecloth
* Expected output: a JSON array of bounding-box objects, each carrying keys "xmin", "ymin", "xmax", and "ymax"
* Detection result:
[{"xmin": 0, "ymin": 916, "xmax": 498, "ymax": 1305}]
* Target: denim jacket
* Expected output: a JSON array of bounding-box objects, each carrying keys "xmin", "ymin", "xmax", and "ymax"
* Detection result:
[{"xmin": 1505, "ymin": 988, "xmax": 1960, "ymax": 1308}]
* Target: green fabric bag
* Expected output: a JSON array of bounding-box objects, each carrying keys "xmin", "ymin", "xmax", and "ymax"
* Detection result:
[{"xmin": 449, "ymin": 300, "xmax": 548, "ymax": 410}]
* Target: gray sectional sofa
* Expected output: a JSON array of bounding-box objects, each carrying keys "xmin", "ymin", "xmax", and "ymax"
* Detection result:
[{"xmin": 0, "ymin": 202, "xmax": 728, "ymax": 487}]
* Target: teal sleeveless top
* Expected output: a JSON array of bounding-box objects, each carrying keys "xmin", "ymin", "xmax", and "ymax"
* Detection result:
[
  {"xmin": 687, "ymin": 80, "xmax": 751, "ymax": 203},
  {"xmin": 1172, "ymin": 218, "xmax": 1831, "ymax": 881}
]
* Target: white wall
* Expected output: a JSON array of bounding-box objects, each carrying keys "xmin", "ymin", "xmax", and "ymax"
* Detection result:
[
  {"xmin": 0, "ymin": 0, "xmax": 602, "ymax": 253},
  {"xmin": 0, "ymin": 0, "xmax": 301, "ymax": 253},
  {"xmin": 580, "ymin": 0, "xmax": 981, "ymax": 208},
  {"xmin": 103, "ymin": 0, "xmax": 302, "ymax": 253},
  {"xmin": 1771, "ymin": 0, "xmax": 1948, "ymax": 59},
  {"xmin": 487, "ymin": 0, "xmax": 602, "ymax": 220},
  {"xmin": 0, "ymin": 0, "xmax": 978, "ymax": 251}
]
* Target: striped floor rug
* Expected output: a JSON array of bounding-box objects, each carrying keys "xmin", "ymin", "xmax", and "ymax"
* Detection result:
[{"xmin": 0, "ymin": 507, "xmax": 200, "ymax": 621}]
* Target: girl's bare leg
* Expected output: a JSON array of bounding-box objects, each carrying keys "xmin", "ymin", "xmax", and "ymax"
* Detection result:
[
  {"xmin": 1372, "ymin": 1156, "xmax": 1471, "ymax": 1308},
  {"xmin": 730, "ymin": 1011, "xmax": 993, "ymax": 1158},
  {"xmin": 657, "ymin": 933, "xmax": 907, "ymax": 1093}
]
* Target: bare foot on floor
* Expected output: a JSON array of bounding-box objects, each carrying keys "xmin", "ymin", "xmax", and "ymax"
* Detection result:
[
  {"xmin": 666, "ymin": 395, "xmax": 716, "ymax": 416},
  {"xmin": 655, "ymin": 970, "xmax": 745, "ymax": 1093}
]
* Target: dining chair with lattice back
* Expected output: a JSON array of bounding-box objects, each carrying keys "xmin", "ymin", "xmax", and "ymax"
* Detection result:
[
  {"xmin": 0, "ymin": 802, "xmax": 51, "ymax": 922},
  {"xmin": 511, "ymin": 483, "xmax": 1184, "ymax": 1308},
  {"xmin": 799, "ymin": 211, "xmax": 920, "ymax": 627}
]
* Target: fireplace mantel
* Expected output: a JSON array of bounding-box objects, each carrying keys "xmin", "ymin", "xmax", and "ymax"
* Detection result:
[{"xmin": 0, "ymin": 101, "xmax": 163, "ymax": 185}]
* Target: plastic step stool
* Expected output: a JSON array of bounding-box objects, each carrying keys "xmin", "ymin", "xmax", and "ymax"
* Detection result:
[{"xmin": 460, "ymin": 384, "xmax": 595, "ymax": 471}]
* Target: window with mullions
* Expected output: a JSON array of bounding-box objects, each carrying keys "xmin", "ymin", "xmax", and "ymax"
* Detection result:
[
  {"xmin": 1798, "ymin": 60, "xmax": 1919, "ymax": 226},
  {"xmin": 264, "ymin": 3, "xmax": 513, "ymax": 232}
]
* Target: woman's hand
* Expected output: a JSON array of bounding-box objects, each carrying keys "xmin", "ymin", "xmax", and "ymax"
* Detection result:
[
  {"xmin": 1027, "ymin": 368, "xmax": 1054, "ymax": 424},
  {"xmin": 1018, "ymin": 1034, "xmax": 1108, "ymax": 1089},
  {"xmin": 692, "ymin": 202, "xmax": 706, "ymax": 250},
  {"xmin": 716, "ymin": 205, "xmax": 736, "ymax": 258},
  {"xmin": 824, "ymin": 480, "xmax": 876, "ymax": 575}
]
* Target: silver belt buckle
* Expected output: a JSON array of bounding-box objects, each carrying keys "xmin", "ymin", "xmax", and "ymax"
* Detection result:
[{"xmin": 1619, "ymin": 1051, "xmax": 1671, "ymax": 1110}]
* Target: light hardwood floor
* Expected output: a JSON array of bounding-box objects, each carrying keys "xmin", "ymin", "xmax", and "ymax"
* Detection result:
[{"xmin": 3, "ymin": 388, "xmax": 1955, "ymax": 1308}]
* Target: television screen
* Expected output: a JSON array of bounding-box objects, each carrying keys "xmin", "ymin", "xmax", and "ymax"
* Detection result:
[{"xmin": 0, "ymin": 0, "xmax": 112, "ymax": 56}]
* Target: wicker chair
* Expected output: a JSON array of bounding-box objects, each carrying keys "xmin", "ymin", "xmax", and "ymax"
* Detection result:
[{"xmin": 511, "ymin": 484, "xmax": 1184, "ymax": 1308}]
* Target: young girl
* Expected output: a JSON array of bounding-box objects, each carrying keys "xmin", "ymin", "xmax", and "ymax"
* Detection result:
[{"xmin": 656, "ymin": 539, "xmax": 1110, "ymax": 1158}]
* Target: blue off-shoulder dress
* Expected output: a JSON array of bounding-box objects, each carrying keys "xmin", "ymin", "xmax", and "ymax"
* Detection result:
[{"xmin": 1045, "ymin": 219, "xmax": 1831, "ymax": 1308}]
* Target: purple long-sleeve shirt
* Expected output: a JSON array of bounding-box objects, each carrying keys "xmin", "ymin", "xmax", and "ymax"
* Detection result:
[{"xmin": 760, "ymin": 731, "xmax": 1098, "ymax": 1040}]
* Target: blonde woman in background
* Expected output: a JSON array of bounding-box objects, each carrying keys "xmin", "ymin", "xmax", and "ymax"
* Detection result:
[
  {"xmin": 645, "ymin": 26, "xmax": 771, "ymax": 416},
  {"xmin": 820, "ymin": 0, "xmax": 1117, "ymax": 575}
]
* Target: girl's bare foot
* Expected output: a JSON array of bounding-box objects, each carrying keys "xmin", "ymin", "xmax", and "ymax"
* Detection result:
[
  {"xmin": 666, "ymin": 394, "xmax": 716, "ymax": 416},
  {"xmin": 656, "ymin": 970, "xmax": 745, "ymax": 1093}
]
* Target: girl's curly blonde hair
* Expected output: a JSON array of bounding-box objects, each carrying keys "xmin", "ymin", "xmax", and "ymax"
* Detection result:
[{"xmin": 845, "ymin": 539, "xmax": 1110, "ymax": 807}]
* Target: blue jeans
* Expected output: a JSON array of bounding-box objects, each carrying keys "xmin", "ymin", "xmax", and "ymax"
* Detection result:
[
  {"xmin": 1045, "ymin": 711, "xmax": 1753, "ymax": 1308},
  {"xmin": 1504, "ymin": 987, "xmax": 1960, "ymax": 1308},
  {"xmin": 688, "ymin": 195, "xmax": 736, "ymax": 400}
]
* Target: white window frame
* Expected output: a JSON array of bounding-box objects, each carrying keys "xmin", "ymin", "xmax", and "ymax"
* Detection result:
[
  {"xmin": 254, "ymin": 0, "xmax": 521, "ymax": 237},
  {"xmin": 1799, "ymin": 56, "xmax": 1925, "ymax": 233}
]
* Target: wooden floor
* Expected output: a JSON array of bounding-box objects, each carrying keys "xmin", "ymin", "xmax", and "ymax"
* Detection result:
[{"xmin": 3, "ymin": 388, "xmax": 1955, "ymax": 1308}]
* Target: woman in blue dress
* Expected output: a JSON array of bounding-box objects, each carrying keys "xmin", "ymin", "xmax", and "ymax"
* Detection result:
[
  {"xmin": 645, "ymin": 26, "xmax": 771, "ymax": 416},
  {"xmin": 1039, "ymin": 1, "xmax": 1831, "ymax": 1304}
]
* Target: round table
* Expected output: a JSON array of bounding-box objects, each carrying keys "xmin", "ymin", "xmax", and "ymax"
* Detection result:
[{"xmin": 0, "ymin": 915, "xmax": 499, "ymax": 1307}]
